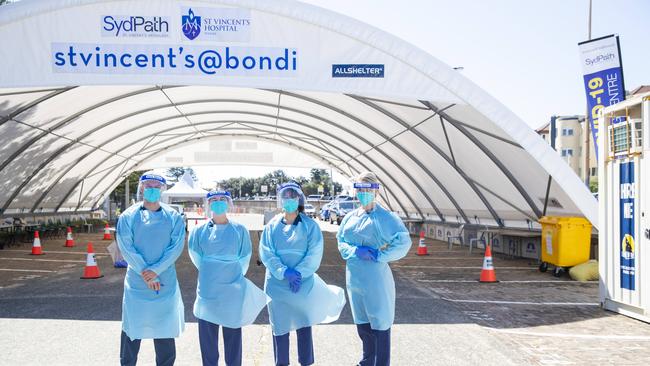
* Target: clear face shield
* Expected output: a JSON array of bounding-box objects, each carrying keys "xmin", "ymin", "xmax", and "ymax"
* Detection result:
[
  {"xmin": 353, "ymin": 182, "xmax": 379, "ymax": 206},
  {"xmin": 136, "ymin": 173, "xmax": 167, "ymax": 203},
  {"xmin": 205, "ymin": 191, "xmax": 234, "ymax": 218},
  {"xmin": 277, "ymin": 182, "xmax": 306, "ymax": 213}
]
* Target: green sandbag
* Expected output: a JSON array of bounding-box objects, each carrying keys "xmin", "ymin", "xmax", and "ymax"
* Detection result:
[{"xmin": 569, "ymin": 259, "xmax": 599, "ymax": 281}]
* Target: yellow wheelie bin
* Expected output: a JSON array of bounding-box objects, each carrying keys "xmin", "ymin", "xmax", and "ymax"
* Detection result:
[{"xmin": 538, "ymin": 216, "xmax": 592, "ymax": 277}]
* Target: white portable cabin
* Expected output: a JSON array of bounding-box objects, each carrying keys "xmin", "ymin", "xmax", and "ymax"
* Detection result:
[{"xmin": 599, "ymin": 92, "xmax": 650, "ymax": 322}]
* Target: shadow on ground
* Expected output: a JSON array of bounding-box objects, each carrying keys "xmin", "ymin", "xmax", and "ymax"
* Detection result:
[{"xmin": 0, "ymin": 230, "xmax": 611, "ymax": 330}]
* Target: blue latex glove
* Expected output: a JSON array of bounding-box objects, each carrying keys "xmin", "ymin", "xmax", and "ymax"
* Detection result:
[
  {"xmin": 284, "ymin": 268, "xmax": 301, "ymax": 283},
  {"xmin": 355, "ymin": 246, "xmax": 378, "ymax": 261},
  {"xmin": 289, "ymin": 280, "xmax": 302, "ymax": 293},
  {"xmin": 284, "ymin": 268, "xmax": 302, "ymax": 293}
]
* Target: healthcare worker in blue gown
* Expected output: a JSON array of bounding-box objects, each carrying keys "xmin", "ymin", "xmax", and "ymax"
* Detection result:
[
  {"xmin": 188, "ymin": 190, "xmax": 268, "ymax": 366},
  {"xmin": 337, "ymin": 172, "xmax": 412, "ymax": 366},
  {"xmin": 260, "ymin": 181, "xmax": 346, "ymax": 366},
  {"xmin": 117, "ymin": 172, "xmax": 186, "ymax": 366}
]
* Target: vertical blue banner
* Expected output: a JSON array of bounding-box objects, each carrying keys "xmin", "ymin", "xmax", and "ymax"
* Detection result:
[
  {"xmin": 578, "ymin": 35, "xmax": 626, "ymax": 161},
  {"xmin": 619, "ymin": 161, "xmax": 635, "ymax": 290}
]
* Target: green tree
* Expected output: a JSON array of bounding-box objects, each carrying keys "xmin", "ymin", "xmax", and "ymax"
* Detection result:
[
  {"xmin": 309, "ymin": 169, "xmax": 326, "ymax": 183},
  {"xmin": 301, "ymin": 182, "xmax": 319, "ymax": 195},
  {"xmin": 589, "ymin": 177, "xmax": 598, "ymax": 193},
  {"xmin": 215, "ymin": 168, "xmax": 343, "ymax": 198},
  {"xmin": 259, "ymin": 170, "xmax": 290, "ymax": 193},
  {"xmin": 165, "ymin": 167, "xmax": 197, "ymax": 182},
  {"xmin": 110, "ymin": 170, "xmax": 147, "ymax": 208},
  {"xmin": 294, "ymin": 175, "xmax": 309, "ymax": 186},
  {"xmin": 217, "ymin": 176, "xmax": 257, "ymax": 198}
]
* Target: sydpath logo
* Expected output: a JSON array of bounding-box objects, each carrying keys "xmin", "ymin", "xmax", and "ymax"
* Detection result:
[{"xmin": 102, "ymin": 15, "xmax": 170, "ymax": 38}]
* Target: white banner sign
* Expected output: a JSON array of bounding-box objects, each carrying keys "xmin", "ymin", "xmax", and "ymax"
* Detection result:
[{"xmin": 0, "ymin": 0, "xmax": 461, "ymax": 104}]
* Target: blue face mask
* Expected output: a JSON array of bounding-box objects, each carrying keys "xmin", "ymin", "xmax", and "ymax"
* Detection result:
[
  {"xmin": 282, "ymin": 198, "xmax": 299, "ymax": 213},
  {"xmin": 210, "ymin": 201, "xmax": 228, "ymax": 215},
  {"xmin": 356, "ymin": 191, "xmax": 375, "ymax": 206},
  {"xmin": 143, "ymin": 187, "xmax": 161, "ymax": 203}
]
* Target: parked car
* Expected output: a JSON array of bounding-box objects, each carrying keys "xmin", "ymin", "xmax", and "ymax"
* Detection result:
[
  {"xmin": 333, "ymin": 195, "xmax": 353, "ymax": 202},
  {"xmin": 304, "ymin": 203, "xmax": 316, "ymax": 218},
  {"xmin": 329, "ymin": 200, "xmax": 359, "ymax": 225},
  {"xmin": 307, "ymin": 194, "xmax": 323, "ymax": 201}
]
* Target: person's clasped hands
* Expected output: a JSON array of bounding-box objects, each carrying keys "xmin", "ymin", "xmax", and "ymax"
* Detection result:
[
  {"xmin": 355, "ymin": 246, "xmax": 378, "ymax": 262},
  {"xmin": 284, "ymin": 268, "xmax": 302, "ymax": 293},
  {"xmin": 142, "ymin": 269, "xmax": 161, "ymax": 292}
]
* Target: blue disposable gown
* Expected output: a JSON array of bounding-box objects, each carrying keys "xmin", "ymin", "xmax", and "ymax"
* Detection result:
[
  {"xmin": 337, "ymin": 203, "xmax": 411, "ymax": 331},
  {"xmin": 188, "ymin": 219, "xmax": 267, "ymax": 328},
  {"xmin": 260, "ymin": 213, "xmax": 346, "ymax": 336},
  {"xmin": 117, "ymin": 203, "xmax": 186, "ymax": 340}
]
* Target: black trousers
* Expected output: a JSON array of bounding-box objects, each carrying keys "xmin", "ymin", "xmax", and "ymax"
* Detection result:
[
  {"xmin": 356, "ymin": 323, "xmax": 391, "ymax": 366},
  {"xmin": 120, "ymin": 331, "xmax": 176, "ymax": 366},
  {"xmin": 272, "ymin": 326, "xmax": 314, "ymax": 366},
  {"xmin": 198, "ymin": 318, "xmax": 243, "ymax": 366}
]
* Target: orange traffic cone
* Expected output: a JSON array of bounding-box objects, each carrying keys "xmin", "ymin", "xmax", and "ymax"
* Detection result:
[
  {"xmin": 81, "ymin": 242, "xmax": 103, "ymax": 279},
  {"xmin": 64, "ymin": 227, "xmax": 75, "ymax": 247},
  {"xmin": 30, "ymin": 230, "xmax": 43, "ymax": 255},
  {"xmin": 417, "ymin": 231, "xmax": 428, "ymax": 256},
  {"xmin": 102, "ymin": 223, "xmax": 111, "ymax": 240},
  {"xmin": 479, "ymin": 244, "xmax": 498, "ymax": 283}
]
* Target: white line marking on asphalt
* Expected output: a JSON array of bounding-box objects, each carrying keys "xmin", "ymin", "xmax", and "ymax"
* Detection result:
[
  {"xmin": 441, "ymin": 298, "xmax": 599, "ymax": 306},
  {"xmin": 0, "ymin": 249, "xmax": 108, "ymax": 255},
  {"xmin": 395, "ymin": 265, "xmax": 537, "ymax": 270},
  {"xmin": 318, "ymin": 264, "xmax": 537, "ymax": 270},
  {"xmin": 406, "ymin": 256, "xmax": 532, "ymax": 262},
  {"xmin": 407, "ymin": 257, "xmax": 488, "ymax": 260},
  {"xmin": 1, "ymin": 294, "xmax": 121, "ymax": 300},
  {"xmin": 0, "ymin": 268, "xmax": 55, "ymax": 273},
  {"xmin": 418, "ymin": 279, "xmax": 596, "ymax": 284},
  {"xmin": 0, "ymin": 257, "xmax": 85, "ymax": 263},
  {"xmin": 489, "ymin": 328, "xmax": 650, "ymax": 341}
]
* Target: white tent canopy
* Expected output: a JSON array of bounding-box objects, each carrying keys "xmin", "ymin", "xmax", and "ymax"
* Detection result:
[
  {"xmin": 0, "ymin": 0, "xmax": 598, "ymax": 228},
  {"xmin": 161, "ymin": 171, "xmax": 206, "ymax": 203}
]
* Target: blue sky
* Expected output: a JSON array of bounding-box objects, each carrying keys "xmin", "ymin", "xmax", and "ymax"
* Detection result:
[
  {"xmin": 304, "ymin": 0, "xmax": 649, "ymax": 129},
  {"xmin": 196, "ymin": 0, "xmax": 649, "ymax": 186}
]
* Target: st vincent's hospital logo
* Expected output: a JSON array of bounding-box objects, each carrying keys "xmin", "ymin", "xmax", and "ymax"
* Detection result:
[
  {"xmin": 181, "ymin": 7, "xmax": 252, "ymax": 42},
  {"xmin": 182, "ymin": 8, "xmax": 201, "ymax": 40}
]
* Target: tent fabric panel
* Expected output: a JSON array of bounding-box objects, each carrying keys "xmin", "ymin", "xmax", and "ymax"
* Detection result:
[
  {"xmin": 7, "ymin": 144, "xmax": 97, "ymax": 209},
  {"xmin": 54, "ymin": 90, "xmax": 172, "ymax": 138},
  {"xmin": 0, "ymin": 89, "xmax": 58, "ymax": 118},
  {"xmin": 390, "ymin": 133, "xmax": 480, "ymax": 211},
  {"xmin": 438, "ymin": 118, "xmax": 536, "ymax": 214},
  {"xmin": 14, "ymin": 86, "xmax": 149, "ymax": 129}
]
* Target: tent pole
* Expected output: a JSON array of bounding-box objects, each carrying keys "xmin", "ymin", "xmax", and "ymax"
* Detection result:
[{"xmin": 125, "ymin": 177, "xmax": 129, "ymax": 209}]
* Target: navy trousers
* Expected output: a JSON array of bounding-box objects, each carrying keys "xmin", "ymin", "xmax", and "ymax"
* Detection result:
[
  {"xmin": 272, "ymin": 326, "xmax": 314, "ymax": 366},
  {"xmin": 198, "ymin": 319, "xmax": 243, "ymax": 366},
  {"xmin": 356, "ymin": 323, "xmax": 391, "ymax": 366},
  {"xmin": 120, "ymin": 331, "xmax": 175, "ymax": 366}
]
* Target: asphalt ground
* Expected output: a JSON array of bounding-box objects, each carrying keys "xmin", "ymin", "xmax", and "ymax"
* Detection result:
[{"xmin": 1, "ymin": 214, "xmax": 650, "ymax": 365}]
